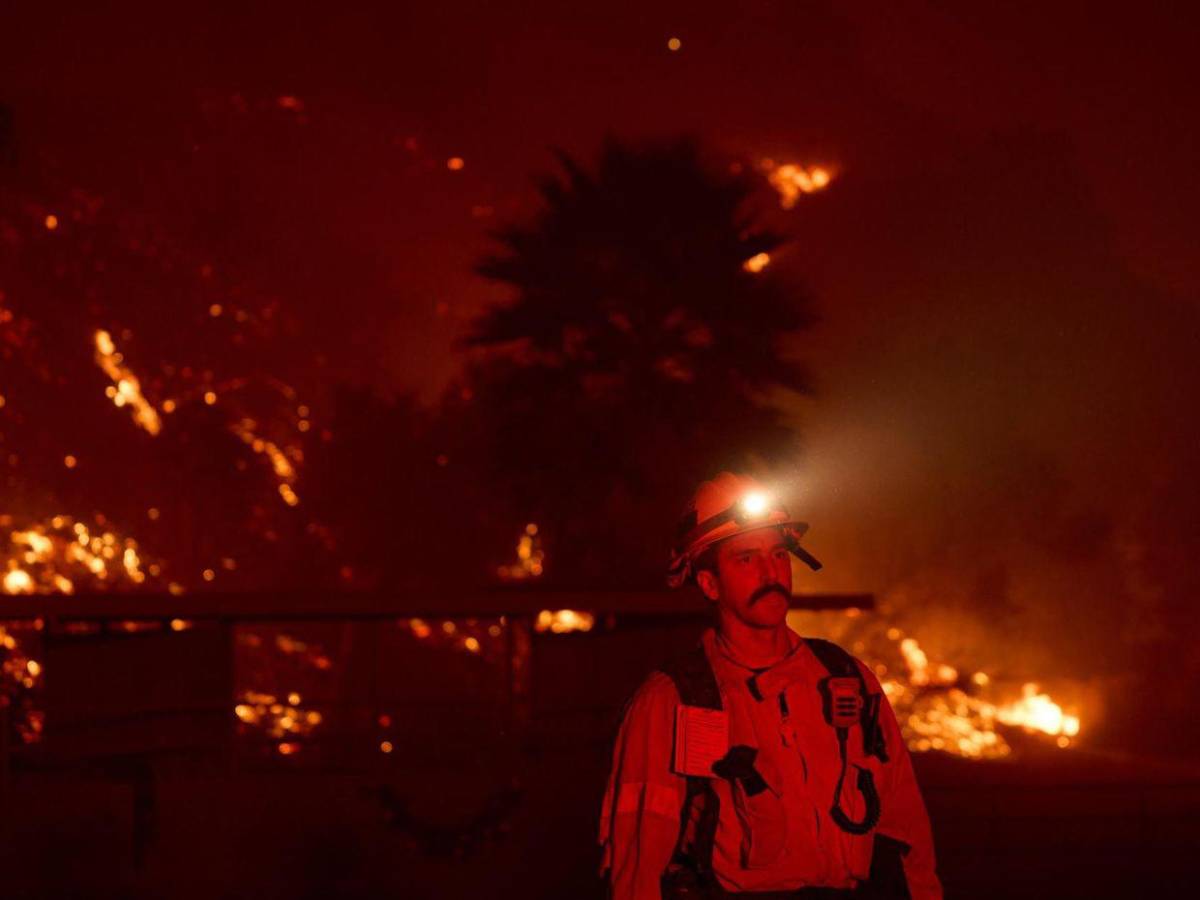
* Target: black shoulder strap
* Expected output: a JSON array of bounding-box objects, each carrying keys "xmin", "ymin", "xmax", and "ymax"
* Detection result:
[
  {"xmin": 660, "ymin": 643, "xmax": 722, "ymax": 711},
  {"xmin": 804, "ymin": 636, "xmax": 858, "ymax": 677},
  {"xmin": 657, "ymin": 644, "xmax": 721, "ymax": 894}
]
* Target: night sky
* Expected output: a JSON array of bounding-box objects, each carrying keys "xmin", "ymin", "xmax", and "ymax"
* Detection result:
[{"xmin": 4, "ymin": 2, "xmax": 1198, "ymax": 740}]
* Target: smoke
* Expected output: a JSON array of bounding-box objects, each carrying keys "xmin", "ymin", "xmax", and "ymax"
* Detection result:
[{"xmin": 780, "ymin": 131, "xmax": 1200, "ymax": 756}]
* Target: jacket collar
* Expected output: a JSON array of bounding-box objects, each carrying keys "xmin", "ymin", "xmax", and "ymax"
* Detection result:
[{"xmin": 704, "ymin": 626, "xmax": 818, "ymax": 701}]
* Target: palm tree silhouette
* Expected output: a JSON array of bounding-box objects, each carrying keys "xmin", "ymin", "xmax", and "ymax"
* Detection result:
[{"xmin": 460, "ymin": 135, "xmax": 816, "ymax": 585}]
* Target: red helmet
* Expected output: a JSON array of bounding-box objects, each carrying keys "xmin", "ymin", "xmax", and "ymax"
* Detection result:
[{"xmin": 666, "ymin": 472, "xmax": 822, "ymax": 588}]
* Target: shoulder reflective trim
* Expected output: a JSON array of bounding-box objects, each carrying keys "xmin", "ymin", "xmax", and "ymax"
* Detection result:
[{"xmin": 615, "ymin": 780, "xmax": 684, "ymax": 820}]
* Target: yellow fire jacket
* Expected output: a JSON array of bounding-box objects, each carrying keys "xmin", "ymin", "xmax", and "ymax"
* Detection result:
[{"xmin": 598, "ymin": 627, "xmax": 942, "ymax": 898}]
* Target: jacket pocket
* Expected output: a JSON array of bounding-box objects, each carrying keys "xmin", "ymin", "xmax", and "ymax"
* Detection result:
[{"xmin": 730, "ymin": 776, "xmax": 788, "ymax": 869}]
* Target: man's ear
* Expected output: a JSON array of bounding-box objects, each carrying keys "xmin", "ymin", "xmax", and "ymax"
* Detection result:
[{"xmin": 695, "ymin": 568, "xmax": 720, "ymax": 602}]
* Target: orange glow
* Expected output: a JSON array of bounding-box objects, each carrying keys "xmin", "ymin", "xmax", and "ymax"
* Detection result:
[
  {"xmin": 742, "ymin": 252, "xmax": 771, "ymax": 273},
  {"xmin": 447, "ymin": 157, "xmax": 465, "ymax": 171},
  {"xmin": 667, "ymin": 37, "xmax": 682, "ymax": 51},
  {"xmin": 44, "ymin": 214, "xmax": 58, "ymax": 230},
  {"xmin": 203, "ymin": 391, "xmax": 217, "ymax": 405},
  {"xmin": 380, "ymin": 740, "xmax": 394, "ymax": 753},
  {"xmin": 209, "ymin": 304, "xmax": 223, "ymax": 317},
  {"xmin": 63, "ymin": 455, "xmax": 77, "ymax": 469}
]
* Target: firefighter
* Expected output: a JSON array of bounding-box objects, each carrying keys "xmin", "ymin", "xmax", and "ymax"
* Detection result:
[{"xmin": 599, "ymin": 472, "xmax": 942, "ymax": 899}]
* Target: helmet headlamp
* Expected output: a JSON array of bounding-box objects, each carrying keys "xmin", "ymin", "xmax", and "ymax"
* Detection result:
[{"xmin": 736, "ymin": 491, "xmax": 772, "ymax": 521}]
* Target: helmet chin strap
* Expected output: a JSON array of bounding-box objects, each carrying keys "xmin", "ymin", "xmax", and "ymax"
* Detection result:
[{"xmin": 786, "ymin": 536, "xmax": 823, "ymax": 571}]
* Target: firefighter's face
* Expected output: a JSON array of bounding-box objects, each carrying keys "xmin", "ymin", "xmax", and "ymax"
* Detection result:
[{"xmin": 696, "ymin": 526, "xmax": 793, "ymax": 628}]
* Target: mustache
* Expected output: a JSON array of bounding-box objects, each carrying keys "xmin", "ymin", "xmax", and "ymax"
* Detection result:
[{"xmin": 749, "ymin": 583, "xmax": 790, "ymax": 605}]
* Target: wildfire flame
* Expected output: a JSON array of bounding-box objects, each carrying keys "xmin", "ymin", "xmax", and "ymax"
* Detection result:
[
  {"xmin": 997, "ymin": 682, "xmax": 1081, "ymax": 744},
  {"xmin": 3, "ymin": 515, "xmax": 161, "ymax": 595},
  {"xmin": 1, "ymin": 513, "xmax": 176, "ymax": 743},
  {"xmin": 876, "ymin": 630, "xmax": 1081, "ymax": 758}
]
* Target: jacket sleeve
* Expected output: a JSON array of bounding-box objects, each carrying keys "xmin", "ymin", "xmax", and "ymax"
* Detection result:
[
  {"xmin": 862, "ymin": 666, "xmax": 943, "ymax": 900},
  {"xmin": 598, "ymin": 671, "xmax": 689, "ymax": 900}
]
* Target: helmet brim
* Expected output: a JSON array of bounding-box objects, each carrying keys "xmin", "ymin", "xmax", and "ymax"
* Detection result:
[{"xmin": 666, "ymin": 519, "xmax": 820, "ymax": 588}]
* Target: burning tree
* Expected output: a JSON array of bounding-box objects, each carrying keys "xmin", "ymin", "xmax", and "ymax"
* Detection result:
[{"xmin": 458, "ymin": 136, "xmax": 817, "ymax": 584}]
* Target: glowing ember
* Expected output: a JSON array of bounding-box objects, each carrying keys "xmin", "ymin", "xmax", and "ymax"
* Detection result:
[
  {"xmin": 535, "ymin": 609, "xmax": 595, "ymax": 634},
  {"xmin": 742, "ymin": 252, "xmax": 771, "ymax": 273},
  {"xmin": 234, "ymin": 689, "xmax": 323, "ymax": 744},
  {"xmin": 94, "ymin": 329, "xmax": 163, "ymax": 435},
  {"xmin": 230, "ymin": 417, "xmax": 303, "ymax": 506},
  {"xmin": 398, "ymin": 616, "xmax": 506, "ymax": 660},
  {"xmin": 0, "ymin": 620, "xmax": 44, "ymax": 744},
  {"xmin": 273, "ymin": 633, "xmax": 333, "ymax": 670},
  {"xmin": 760, "ymin": 160, "xmax": 834, "ymax": 209},
  {"xmin": 497, "ymin": 523, "xmax": 544, "ymax": 580}
]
